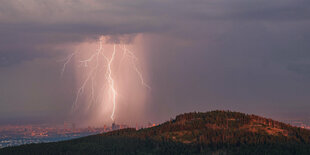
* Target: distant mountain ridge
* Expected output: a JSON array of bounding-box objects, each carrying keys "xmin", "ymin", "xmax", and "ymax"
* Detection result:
[{"xmin": 1, "ymin": 110, "xmax": 310, "ymax": 154}]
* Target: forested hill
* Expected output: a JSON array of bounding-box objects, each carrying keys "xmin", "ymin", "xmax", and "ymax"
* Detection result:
[{"xmin": 1, "ymin": 110, "xmax": 310, "ymax": 155}]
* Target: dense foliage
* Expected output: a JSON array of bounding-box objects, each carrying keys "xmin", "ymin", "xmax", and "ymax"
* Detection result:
[{"xmin": 1, "ymin": 110, "xmax": 310, "ymax": 154}]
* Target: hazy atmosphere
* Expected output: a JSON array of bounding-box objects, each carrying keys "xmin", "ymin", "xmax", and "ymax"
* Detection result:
[{"xmin": 1, "ymin": 0, "xmax": 310, "ymax": 126}]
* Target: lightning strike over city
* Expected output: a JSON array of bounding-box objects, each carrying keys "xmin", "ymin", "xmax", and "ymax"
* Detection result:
[
  {"xmin": 2, "ymin": 0, "xmax": 310, "ymax": 153},
  {"xmin": 62, "ymin": 35, "xmax": 150, "ymax": 124}
]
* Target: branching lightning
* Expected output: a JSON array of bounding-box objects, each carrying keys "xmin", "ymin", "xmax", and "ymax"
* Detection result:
[
  {"xmin": 61, "ymin": 51, "xmax": 76, "ymax": 77},
  {"xmin": 62, "ymin": 36, "xmax": 149, "ymax": 121},
  {"xmin": 105, "ymin": 44, "xmax": 117, "ymax": 121},
  {"xmin": 119, "ymin": 45, "xmax": 151, "ymax": 89}
]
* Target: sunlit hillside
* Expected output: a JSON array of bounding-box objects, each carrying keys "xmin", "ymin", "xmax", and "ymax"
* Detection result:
[{"xmin": 1, "ymin": 111, "xmax": 310, "ymax": 154}]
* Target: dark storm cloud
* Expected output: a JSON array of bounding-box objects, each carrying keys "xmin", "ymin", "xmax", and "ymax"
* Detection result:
[
  {"xmin": 0, "ymin": 50, "xmax": 43, "ymax": 67},
  {"xmin": 1, "ymin": 0, "xmax": 309, "ymax": 45},
  {"xmin": 1, "ymin": 0, "xmax": 310, "ymax": 123},
  {"xmin": 287, "ymin": 63, "xmax": 310, "ymax": 77}
]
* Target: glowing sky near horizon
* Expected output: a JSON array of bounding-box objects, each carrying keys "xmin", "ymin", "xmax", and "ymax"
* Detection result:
[{"xmin": 0, "ymin": 0, "xmax": 310, "ymax": 126}]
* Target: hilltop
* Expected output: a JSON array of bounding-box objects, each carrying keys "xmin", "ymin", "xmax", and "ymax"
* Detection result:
[{"xmin": 1, "ymin": 110, "xmax": 310, "ymax": 154}]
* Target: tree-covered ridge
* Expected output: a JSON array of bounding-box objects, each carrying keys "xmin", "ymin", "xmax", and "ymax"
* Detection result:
[
  {"xmin": 1, "ymin": 110, "xmax": 310, "ymax": 155},
  {"xmin": 104, "ymin": 110, "xmax": 310, "ymax": 145}
]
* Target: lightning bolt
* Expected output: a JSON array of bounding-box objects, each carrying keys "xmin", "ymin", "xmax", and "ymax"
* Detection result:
[
  {"xmin": 61, "ymin": 51, "xmax": 76, "ymax": 77},
  {"xmin": 119, "ymin": 45, "xmax": 151, "ymax": 90},
  {"xmin": 105, "ymin": 44, "xmax": 117, "ymax": 121},
  {"xmin": 62, "ymin": 36, "xmax": 149, "ymax": 121}
]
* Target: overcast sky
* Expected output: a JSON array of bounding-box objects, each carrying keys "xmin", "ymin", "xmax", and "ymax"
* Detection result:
[{"xmin": 1, "ymin": 0, "xmax": 310, "ymax": 125}]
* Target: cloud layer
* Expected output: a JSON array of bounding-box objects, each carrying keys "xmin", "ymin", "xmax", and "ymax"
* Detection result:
[{"xmin": 1, "ymin": 0, "xmax": 310, "ymax": 124}]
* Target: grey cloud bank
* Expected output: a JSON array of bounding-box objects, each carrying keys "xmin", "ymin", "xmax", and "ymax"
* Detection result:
[{"xmin": 0, "ymin": 0, "xmax": 310, "ymax": 124}]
